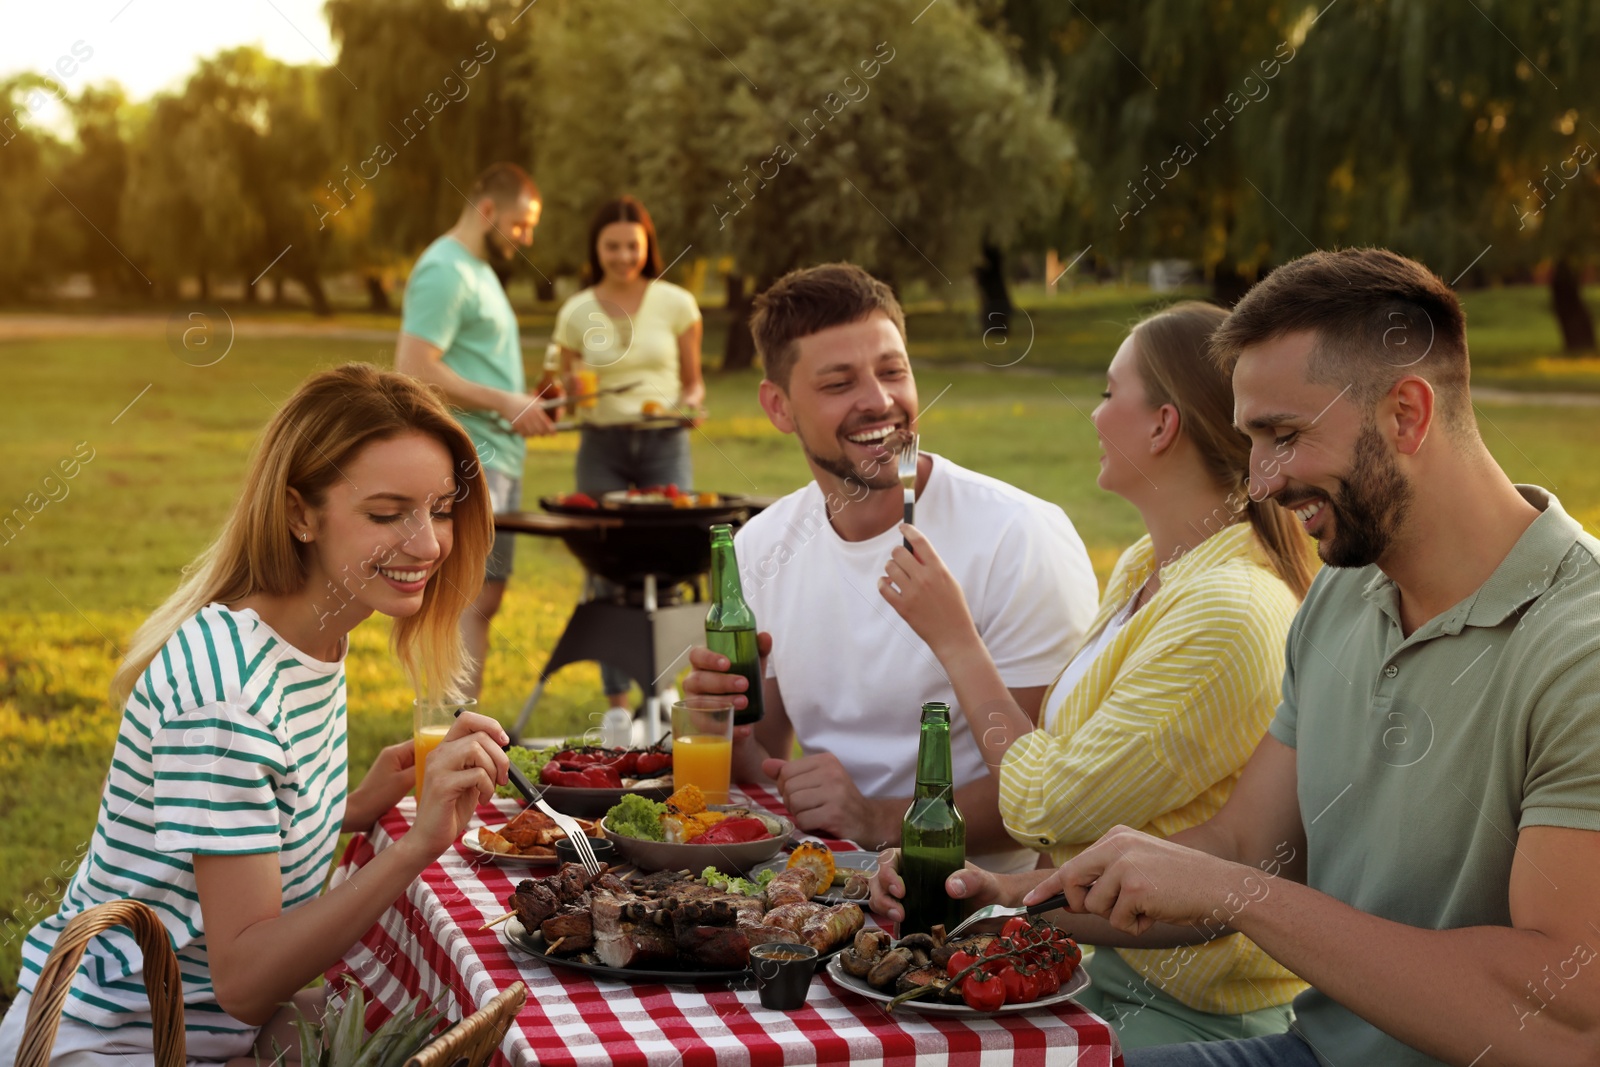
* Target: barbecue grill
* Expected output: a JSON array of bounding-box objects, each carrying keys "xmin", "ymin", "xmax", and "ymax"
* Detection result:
[{"xmin": 496, "ymin": 495, "xmax": 770, "ymax": 743}]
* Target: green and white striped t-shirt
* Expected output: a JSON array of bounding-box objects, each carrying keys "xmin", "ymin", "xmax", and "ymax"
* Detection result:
[{"xmin": 19, "ymin": 602, "xmax": 349, "ymax": 1061}]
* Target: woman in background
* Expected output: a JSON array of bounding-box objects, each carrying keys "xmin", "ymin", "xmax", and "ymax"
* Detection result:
[{"xmin": 551, "ymin": 196, "xmax": 704, "ymax": 713}]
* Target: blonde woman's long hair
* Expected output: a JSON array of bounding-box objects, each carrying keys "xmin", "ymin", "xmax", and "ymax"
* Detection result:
[{"xmin": 111, "ymin": 363, "xmax": 494, "ymax": 707}]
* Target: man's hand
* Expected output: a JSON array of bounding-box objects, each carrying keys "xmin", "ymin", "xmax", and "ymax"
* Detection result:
[
  {"xmin": 344, "ymin": 741, "xmax": 417, "ymax": 833},
  {"xmin": 683, "ymin": 633, "xmax": 772, "ymax": 714},
  {"xmin": 499, "ymin": 392, "xmax": 556, "ymax": 436},
  {"xmin": 869, "ymin": 848, "xmax": 1012, "ymax": 924},
  {"xmin": 761, "ymin": 752, "xmax": 896, "ymax": 848},
  {"xmin": 1025, "ymin": 824, "xmax": 1252, "ymax": 936},
  {"xmin": 533, "ymin": 372, "xmax": 565, "ymax": 422}
]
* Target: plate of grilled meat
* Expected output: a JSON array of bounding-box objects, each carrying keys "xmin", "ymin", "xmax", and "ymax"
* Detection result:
[{"xmin": 499, "ymin": 849, "xmax": 866, "ymax": 981}]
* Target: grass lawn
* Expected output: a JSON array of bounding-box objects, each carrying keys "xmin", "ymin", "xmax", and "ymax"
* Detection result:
[{"xmin": 2, "ymin": 283, "xmax": 1599, "ymax": 1000}]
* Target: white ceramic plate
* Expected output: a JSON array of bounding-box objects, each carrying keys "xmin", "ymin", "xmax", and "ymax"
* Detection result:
[
  {"xmin": 459, "ymin": 826, "xmax": 568, "ymax": 866},
  {"xmin": 824, "ymin": 954, "xmax": 1090, "ymax": 1016},
  {"xmin": 600, "ymin": 807, "xmax": 791, "ymax": 873}
]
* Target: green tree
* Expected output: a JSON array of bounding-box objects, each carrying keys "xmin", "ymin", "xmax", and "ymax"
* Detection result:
[
  {"xmin": 1264, "ymin": 0, "xmax": 1600, "ymax": 352},
  {"xmin": 324, "ymin": 0, "xmax": 537, "ymax": 308},
  {"xmin": 527, "ymin": 0, "xmax": 1069, "ymax": 367},
  {"xmin": 37, "ymin": 84, "xmax": 141, "ymax": 297},
  {"xmin": 0, "ymin": 76, "xmax": 60, "ymax": 300},
  {"xmin": 121, "ymin": 48, "xmax": 344, "ymax": 312},
  {"xmin": 992, "ymin": 0, "xmax": 1323, "ymax": 303}
]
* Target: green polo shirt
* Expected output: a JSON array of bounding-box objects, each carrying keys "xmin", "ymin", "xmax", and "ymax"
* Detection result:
[
  {"xmin": 401, "ymin": 235, "xmax": 525, "ymax": 476},
  {"xmin": 1271, "ymin": 485, "xmax": 1600, "ymax": 1066}
]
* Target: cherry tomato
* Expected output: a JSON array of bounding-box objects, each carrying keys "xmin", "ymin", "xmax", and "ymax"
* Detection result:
[
  {"xmin": 1000, "ymin": 965, "xmax": 1039, "ymax": 1004},
  {"xmin": 1000, "ymin": 917, "xmax": 1030, "ymax": 941},
  {"xmin": 946, "ymin": 950, "xmax": 978, "ymax": 979},
  {"xmin": 1035, "ymin": 965, "xmax": 1061, "ymax": 997},
  {"xmin": 960, "ymin": 971, "xmax": 1006, "ymax": 1012}
]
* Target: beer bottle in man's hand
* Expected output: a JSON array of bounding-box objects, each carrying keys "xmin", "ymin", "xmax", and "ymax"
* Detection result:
[
  {"xmin": 706, "ymin": 524, "xmax": 764, "ymax": 726},
  {"xmin": 900, "ymin": 701, "xmax": 966, "ymax": 936}
]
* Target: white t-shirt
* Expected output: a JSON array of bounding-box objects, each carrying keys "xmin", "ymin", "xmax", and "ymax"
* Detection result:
[
  {"xmin": 1042, "ymin": 591, "xmax": 1139, "ymax": 731},
  {"xmin": 737, "ymin": 454, "xmax": 1098, "ymax": 871}
]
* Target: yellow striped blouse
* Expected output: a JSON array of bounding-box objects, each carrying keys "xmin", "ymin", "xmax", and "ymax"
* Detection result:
[{"xmin": 998, "ymin": 521, "xmax": 1307, "ymax": 1016}]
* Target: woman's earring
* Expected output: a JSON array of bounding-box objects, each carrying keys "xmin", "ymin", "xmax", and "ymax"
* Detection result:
[{"xmin": 301, "ymin": 532, "xmax": 310, "ymax": 542}]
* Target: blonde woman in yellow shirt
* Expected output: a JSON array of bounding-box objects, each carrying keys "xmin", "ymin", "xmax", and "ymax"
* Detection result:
[{"xmin": 872, "ymin": 302, "xmax": 1315, "ymax": 1047}]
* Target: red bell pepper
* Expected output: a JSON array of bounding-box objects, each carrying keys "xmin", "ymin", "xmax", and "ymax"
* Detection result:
[
  {"xmin": 688, "ymin": 817, "xmax": 770, "ymax": 845},
  {"xmin": 539, "ymin": 760, "xmax": 622, "ymax": 788}
]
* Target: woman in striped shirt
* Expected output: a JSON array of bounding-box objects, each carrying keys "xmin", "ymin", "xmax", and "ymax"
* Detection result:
[
  {"xmin": 0, "ymin": 364, "xmax": 513, "ymax": 1066},
  {"xmin": 872, "ymin": 303, "xmax": 1316, "ymax": 1047}
]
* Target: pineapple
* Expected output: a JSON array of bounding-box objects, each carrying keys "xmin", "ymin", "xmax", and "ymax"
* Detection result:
[{"xmin": 279, "ymin": 984, "xmax": 446, "ymax": 1067}]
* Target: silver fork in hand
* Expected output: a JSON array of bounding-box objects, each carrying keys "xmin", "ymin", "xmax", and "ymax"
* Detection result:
[{"xmin": 896, "ymin": 432, "xmax": 919, "ymax": 551}]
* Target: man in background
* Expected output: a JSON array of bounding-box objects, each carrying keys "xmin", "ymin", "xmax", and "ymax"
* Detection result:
[{"xmin": 396, "ymin": 161, "xmax": 553, "ymax": 697}]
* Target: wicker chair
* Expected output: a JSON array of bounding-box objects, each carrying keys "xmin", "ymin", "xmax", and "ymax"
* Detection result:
[
  {"xmin": 404, "ymin": 982, "xmax": 527, "ymax": 1067},
  {"xmin": 16, "ymin": 900, "xmax": 187, "ymax": 1067},
  {"xmin": 16, "ymin": 898, "xmax": 525, "ymax": 1067}
]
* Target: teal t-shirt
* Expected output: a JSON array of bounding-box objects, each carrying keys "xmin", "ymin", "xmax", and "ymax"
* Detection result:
[{"xmin": 401, "ymin": 235, "xmax": 525, "ymax": 476}]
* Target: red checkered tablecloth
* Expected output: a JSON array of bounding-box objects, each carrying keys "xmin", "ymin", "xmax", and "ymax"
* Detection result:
[{"xmin": 325, "ymin": 785, "xmax": 1122, "ymax": 1067}]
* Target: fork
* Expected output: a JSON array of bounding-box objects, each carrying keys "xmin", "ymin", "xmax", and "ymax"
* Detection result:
[
  {"xmin": 534, "ymin": 797, "xmax": 603, "ymax": 876},
  {"xmin": 496, "ymin": 739, "xmax": 603, "ymax": 876},
  {"xmin": 944, "ymin": 892, "xmax": 1068, "ymax": 940},
  {"xmin": 896, "ymin": 432, "xmax": 919, "ymax": 551}
]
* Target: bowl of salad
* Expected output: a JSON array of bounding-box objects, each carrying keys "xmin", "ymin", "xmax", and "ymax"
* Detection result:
[{"xmin": 601, "ymin": 786, "xmax": 791, "ymax": 873}]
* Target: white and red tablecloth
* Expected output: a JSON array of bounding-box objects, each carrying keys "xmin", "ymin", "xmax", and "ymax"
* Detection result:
[{"xmin": 325, "ymin": 785, "xmax": 1123, "ymax": 1067}]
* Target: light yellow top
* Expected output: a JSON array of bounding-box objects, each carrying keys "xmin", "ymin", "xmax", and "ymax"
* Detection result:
[
  {"xmin": 999, "ymin": 521, "xmax": 1308, "ymax": 1015},
  {"xmin": 552, "ymin": 280, "xmax": 701, "ymax": 426}
]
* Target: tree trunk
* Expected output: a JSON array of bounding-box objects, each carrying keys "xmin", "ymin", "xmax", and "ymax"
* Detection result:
[
  {"xmin": 1550, "ymin": 258, "xmax": 1596, "ymax": 354},
  {"xmin": 535, "ymin": 276, "xmax": 556, "ymax": 303},
  {"xmin": 1210, "ymin": 262, "xmax": 1253, "ymax": 307},
  {"xmin": 364, "ymin": 272, "xmax": 391, "ymax": 313},
  {"xmin": 722, "ymin": 272, "xmax": 758, "ymax": 371},
  {"xmin": 245, "ymin": 277, "xmax": 261, "ymax": 303},
  {"xmin": 974, "ymin": 240, "xmax": 1013, "ymax": 338},
  {"xmin": 300, "ymin": 272, "xmax": 333, "ymax": 317},
  {"xmin": 197, "ymin": 272, "xmax": 210, "ymax": 302}
]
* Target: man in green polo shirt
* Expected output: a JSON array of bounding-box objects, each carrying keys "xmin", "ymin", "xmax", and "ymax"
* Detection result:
[
  {"xmin": 1008, "ymin": 249, "xmax": 1600, "ymax": 1065},
  {"xmin": 396, "ymin": 161, "xmax": 553, "ymax": 697}
]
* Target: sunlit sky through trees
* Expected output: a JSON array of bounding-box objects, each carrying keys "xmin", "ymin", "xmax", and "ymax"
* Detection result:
[{"xmin": 2, "ymin": 0, "xmax": 334, "ymax": 133}]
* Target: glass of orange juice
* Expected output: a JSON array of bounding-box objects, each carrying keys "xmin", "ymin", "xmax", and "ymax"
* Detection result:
[
  {"xmin": 574, "ymin": 368, "xmax": 599, "ymax": 409},
  {"xmin": 413, "ymin": 697, "xmax": 474, "ymax": 796},
  {"xmin": 670, "ymin": 697, "xmax": 735, "ymax": 805}
]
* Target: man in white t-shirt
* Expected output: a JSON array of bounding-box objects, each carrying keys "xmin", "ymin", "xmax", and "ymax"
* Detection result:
[{"xmin": 685, "ymin": 263, "xmax": 1097, "ymax": 870}]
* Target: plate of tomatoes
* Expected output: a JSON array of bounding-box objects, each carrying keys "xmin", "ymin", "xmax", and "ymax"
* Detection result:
[
  {"xmin": 825, "ymin": 917, "xmax": 1087, "ymax": 1016},
  {"xmin": 535, "ymin": 744, "xmax": 675, "ymax": 817}
]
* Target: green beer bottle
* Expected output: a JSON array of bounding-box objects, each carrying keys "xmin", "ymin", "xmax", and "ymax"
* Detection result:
[
  {"xmin": 899, "ymin": 701, "xmax": 966, "ymax": 936},
  {"xmin": 705, "ymin": 524, "xmax": 764, "ymax": 726}
]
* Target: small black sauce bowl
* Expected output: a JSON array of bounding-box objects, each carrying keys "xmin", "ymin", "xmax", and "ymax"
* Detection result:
[
  {"xmin": 554, "ymin": 835, "xmax": 619, "ymax": 867},
  {"xmin": 749, "ymin": 942, "xmax": 818, "ymax": 1011}
]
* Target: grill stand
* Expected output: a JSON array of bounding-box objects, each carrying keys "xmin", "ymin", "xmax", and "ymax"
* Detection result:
[{"xmin": 508, "ymin": 573, "xmax": 707, "ymax": 746}]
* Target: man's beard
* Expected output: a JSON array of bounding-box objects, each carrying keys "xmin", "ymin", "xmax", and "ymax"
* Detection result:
[
  {"xmin": 485, "ymin": 228, "xmax": 518, "ymax": 267},
  {"xmin": 1298, "ymin": 420, "xmax": 1412, "ymax": 568},
  {"xmin": 797, "ymin": 424, "xmax": 904, "ymax": 493}
]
